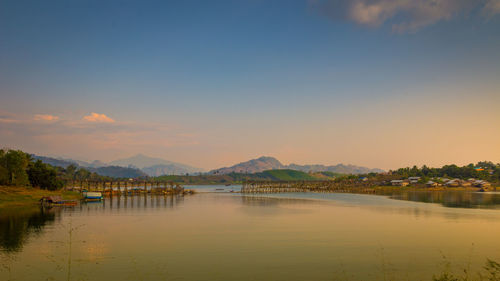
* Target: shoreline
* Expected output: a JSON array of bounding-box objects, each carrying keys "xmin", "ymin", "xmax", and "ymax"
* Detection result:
[{"xmin": 0, "ymin": 186, "xmax": 80, "ymax": 209}]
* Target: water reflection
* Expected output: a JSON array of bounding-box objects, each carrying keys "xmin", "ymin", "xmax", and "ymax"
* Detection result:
[
  {"xmin": 74, "ymin": 194, "xmax": 184, "ymax": 214},
  {"xmin": 0, "ymin": 206, "xmax": 58, "ymax": 252},
  {"xmin": 384, "ymin": 191, "xmax": 500, "ymax": 209},
  {"xmin": 0, "ymin": 195, "xmax": 184, "ymax": 252}
]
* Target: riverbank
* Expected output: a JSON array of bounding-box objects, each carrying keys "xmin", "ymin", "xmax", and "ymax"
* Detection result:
[{"xmin": 0, "ymin": 186, "xmax": 80, "ymax": 208}]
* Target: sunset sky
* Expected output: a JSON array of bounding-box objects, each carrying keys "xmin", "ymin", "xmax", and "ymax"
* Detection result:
[{"xmin": 1, "ymin": 0, "xmax": 499, "ymax": 170}]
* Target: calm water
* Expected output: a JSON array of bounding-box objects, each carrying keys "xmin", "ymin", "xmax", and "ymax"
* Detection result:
[{"xmin": 2, "ymin": 186, "xmax": 500, "ymax": 281}]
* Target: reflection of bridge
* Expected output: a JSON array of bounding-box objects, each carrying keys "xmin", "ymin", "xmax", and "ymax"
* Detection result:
[
  {"xmin": 241, "ymin": 180, "xmax": 375, "ymax": 193},
  {"xmin": 65, "ymin": 181, "xmax": 184, "ymax": 195},
  {"xmin": 75, "ymin": 194, "xmax": 184, "ymax": 213}
]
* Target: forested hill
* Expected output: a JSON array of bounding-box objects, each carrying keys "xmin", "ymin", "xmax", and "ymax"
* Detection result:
[
  {"xmin": 212, "ymin": 156, "xmax": 383, "ymax": 175},
  {"xmin": 155, "ymin": 169, "xmax": 338, "ymax": 184},
  {"xmin": 32, "ymin": 155, "xmax": 147, "ymax": 178}
]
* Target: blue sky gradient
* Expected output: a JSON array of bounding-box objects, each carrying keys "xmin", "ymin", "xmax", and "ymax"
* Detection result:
[{"xmin": 1, "ymin": 0, "xmax": 499, "ymax": 169}]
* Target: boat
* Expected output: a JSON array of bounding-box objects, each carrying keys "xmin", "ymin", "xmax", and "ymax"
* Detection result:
[
  {"xmin": 40, "ymin": 196, "xmax": 78, "ymax": 206},
  {"xmin": 82, "ymin": 191, "xmax": 103, "ymax": 201}
]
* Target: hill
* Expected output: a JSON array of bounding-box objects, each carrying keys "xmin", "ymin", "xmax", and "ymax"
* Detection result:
[
  {"xmin": 109, "ymin": 154, "xmax": 204, "ymax": 176},
  {"xmin": 212, "ymin": 156, "xmax": 383, "ymax": 175},
  {"xmin": 33, "ymin": 155, "xmax": 147, "ymax": 179},
  {"xmin": 212, "ymin": 156, "xmax": 285, "ymax": 174},
  {"xmin": 156, "ymin": 169, "xmax": 330, "ymax": 184},
  {"xmin": 87, "ymin": 166, "xmax": 147, "ymax": 178},
  {"xmin": 253, "ymin": 170, "xmax": 318, "ymax": 181},
  {"xmin": 31, "ymin": 155, "xmax": 76, "ymax": 168}
]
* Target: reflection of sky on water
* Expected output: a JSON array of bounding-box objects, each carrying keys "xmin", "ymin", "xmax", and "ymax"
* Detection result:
[{"xmin": 2, "ymin": 191, "xmax": 500, "ymax": 281}]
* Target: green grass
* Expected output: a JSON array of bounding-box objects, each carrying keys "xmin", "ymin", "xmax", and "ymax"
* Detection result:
[
  {"xmin": 0, "ymin": 186, "xmax": 80, "ymax": 208},
  {"xmin": 255, "ymin": 169, "xmax": 319, "ymax": 181}
]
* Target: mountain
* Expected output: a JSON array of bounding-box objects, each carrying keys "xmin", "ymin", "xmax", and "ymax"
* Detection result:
[
  {"xmin": 109, "ymin": 154, "xmax": 204, "ymax": 176},
  {"xmin": 142, "ymin": 164, "xmax": 202, "ymax": 176},
  {"xmin": 87, "ymin": 166, "xmax": 147, "ymax": 178},
  {"xmin": 33, "ymin": 155, "xmax": 147, "ymax": 178},
  {"xmin": 287, "ymin": 163, "xmax": 385, "ymax": 174},
  {"xmin": 31, "ymin": 155, "xmax": 77, "ymax": 168},
  {"xmin": 212, "ymin": 156, "xmax": 285, "ymax": 174},
  {"xmin": 212, "ymin": 156, "xmax": 383, "ymax": 175}
]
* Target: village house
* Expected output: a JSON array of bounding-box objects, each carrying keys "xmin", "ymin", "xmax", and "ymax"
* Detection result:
[
  {"xmin": 461, "ymin": 181, "xmax": 472, "ymax": 187},
  {"xmin": 445, "ymin": 179, "xmax": 460, "ymax": 187},
  {"xmin": 473, "ymin": 180, "xmax": 491, "ymax": 188},
  {"xmin": 408, "ymin": 176, "xmax": 421, "ymax": 184},
  {"xmin": 391, "ymin": 180, "xmax": 409, "ymax": 187},
  {"xmin": 426, "ymin": 181, "xmax": 438, "ymax": 187}
]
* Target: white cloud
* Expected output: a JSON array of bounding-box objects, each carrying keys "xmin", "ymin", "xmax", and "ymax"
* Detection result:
[
  {"xmin": 34, "ymin": 114, "xmax": 59, "ymax": 122},
  {"xmin": 484, "ymin": 0, "xmax": 500, "ymax": 18},
  {"xmin": 312, "ymin": 0, "xmax": 499, "ymax": 33},
  {"xmin": 83, "ymin": 112, "xmax": 115, "ymax": 123}
]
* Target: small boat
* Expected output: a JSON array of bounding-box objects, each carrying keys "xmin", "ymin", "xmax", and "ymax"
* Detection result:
[
  {"xmin": 215, "ymin": 188, "xmax": 225, "ymax": 191},
  {"xmin": 40, "ymin": 196, "xmax": 78, "ymax": 206},
  {"xmin": 225, "ymin": 183, "xmax": 231, "ymax": 186},
  {"xmin": 83, "ymin": 191, "xmax": 103, "ymax": 201}
]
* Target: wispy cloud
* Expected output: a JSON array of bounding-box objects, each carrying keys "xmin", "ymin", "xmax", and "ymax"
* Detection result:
[
  {"xmin": 484, "ymin": 0, "xmax": 500, "ymax": 18},
  {"xmin": 34, "ymin": 114, "xmax": 59, "ymax": 122},
  {"xmin": 310, "ymin": 0, "xmax": 500, "ymax": 33},
  {"xmin": 0, "ymin": 111, "xmax": 199, "ymax": 160},
  {"xmin": 83, "ymin": 112, "xmax": 115, "ymax": 123}
]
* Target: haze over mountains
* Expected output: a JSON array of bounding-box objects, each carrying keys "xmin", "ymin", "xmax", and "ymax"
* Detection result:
[
  {"xmin": 34, "ymin": 154, "xmax": 383, "ymax": 178},
  {"xmin": 33, "ymin": 154, "xmax": 204, "ymax": 177},
  {"xmin": 212, "ymin": 156, "xmax": 384, "ymax": 175}
]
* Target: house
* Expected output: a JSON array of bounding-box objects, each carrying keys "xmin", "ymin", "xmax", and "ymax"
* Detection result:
[
  {"xmin": 461, "ymin": 181, "xmax": 472, "ymax": 187},
  {"xmin": 473, "ymin": 180, "xmax": 491, "ymax": 188},
  {"xmin": 445, "ymin": 180, "xmax": 460, "ymax": 187},
  {"xmin": 391, "ymin": 180, "xmax": 409, "ymax": 187},
  {"xmin": 426, "ymin": 181, "xmax": 438, "ymax": 187}
]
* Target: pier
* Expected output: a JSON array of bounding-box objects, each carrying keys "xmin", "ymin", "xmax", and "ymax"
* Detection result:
[
  {"xmin": 241, "ymin": 180, "xmax": 376, "ymax": 194},
  {"xmin": 65, "ymin": 180, "xmax": 184, "ymax": 196}
]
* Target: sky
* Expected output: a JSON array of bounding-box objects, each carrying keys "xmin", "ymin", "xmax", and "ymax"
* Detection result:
[{"xmin": 1, "ymin": 0, "xmax": 499, "ymax": 171}]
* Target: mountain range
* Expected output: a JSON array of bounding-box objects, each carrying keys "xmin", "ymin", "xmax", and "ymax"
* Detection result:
[
  {"xmin": 33, "ymin": 154, "xmax": 204, "ymax": 177},
  {"xmin": 34, "ymin": 154, "xmax": 383, "ymax": 178},
  {"xmin": 211, "ymin": 156, "xmax": 384, "ymax": 175}
]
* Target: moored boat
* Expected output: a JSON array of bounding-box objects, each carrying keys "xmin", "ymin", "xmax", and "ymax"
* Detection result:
[
  {"xmin": 40, "ymin": 196, "xmax": 78, "ymax": 206},
  {"xmin": 82, "ymin": 191, "xmax": 103, "ymax": 201}
]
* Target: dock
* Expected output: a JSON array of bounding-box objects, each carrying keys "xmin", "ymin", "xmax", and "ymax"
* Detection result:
[{"xmin": 64, "ymin": 180, "xmax": 185, "ymax": 196}]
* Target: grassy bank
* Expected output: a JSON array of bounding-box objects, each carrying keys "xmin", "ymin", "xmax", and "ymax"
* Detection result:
[{"xmin": 0, "ymin": 186, "xmax": 80, "ymax": 208}]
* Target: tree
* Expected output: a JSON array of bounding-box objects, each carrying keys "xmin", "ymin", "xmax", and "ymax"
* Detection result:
[
  {"xmin": 0, "ymin": 149, "xmax": 8, "ymax": 185},
  {"xmin": 75, "ymin": 168, "xmax": 91, "ymax": 180},
  {"xmin": 0, "ymin": 149, "xmax": 30, "ymax": 186},
  {"xmin": 27, "ymin": 160, "xmax": 63, "ymax": 190}
]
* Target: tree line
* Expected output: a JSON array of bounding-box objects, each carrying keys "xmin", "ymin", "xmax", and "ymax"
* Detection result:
[
  {"xmin": 0, "ymin": 149, "xmax": 111, "ymax": 190},
  {"xmin": 389, "ymin": 162, "xmax": 500, "ymax": 182}
]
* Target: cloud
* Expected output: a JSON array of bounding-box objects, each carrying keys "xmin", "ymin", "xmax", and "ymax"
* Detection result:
[
  {"xmin": 34, "ymin": 114, "xmax": 59, "ymax": 122},
  {"xmin": 83, "ymin": 112, "xmax": 115, "ymax": 123},
  {"xmin": 311, "ymin": 0, "xmax": 500, "ymax": 33},
  {"xmin": 484, "ymin": 0, "xmax": 500, "ymax": 18},
  {"xmin": 0, "ymin": 110, "xmax": 199, "ymax": 160}
]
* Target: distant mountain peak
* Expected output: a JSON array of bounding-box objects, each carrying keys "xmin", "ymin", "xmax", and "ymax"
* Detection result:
[
  {"xmin": 211, "ymin": 156, "xmax": 285, "ymax": 174},
  {"xmin": 109, "ymin": 154, "xmax": 204, "ymax": 176},
  {"xmin": 212, "ymin": 156, "xmax": 383, "ymax": 175}
]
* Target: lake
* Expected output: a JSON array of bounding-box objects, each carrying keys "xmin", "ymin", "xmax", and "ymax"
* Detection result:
[{"xmin": 1, "ymin": 186, "xmax": 500, "ymax": 280}]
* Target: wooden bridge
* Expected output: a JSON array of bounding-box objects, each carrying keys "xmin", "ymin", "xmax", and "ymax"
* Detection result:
[
  {"xmin": 65, "ymin": 180, "xmax": 184, "ymax": 195},
  {"xmin": 241, "ymin": 180, "xmax": 376, "ymax": 194}
]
